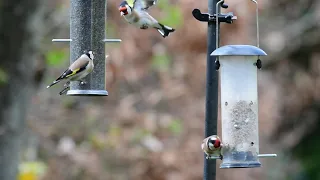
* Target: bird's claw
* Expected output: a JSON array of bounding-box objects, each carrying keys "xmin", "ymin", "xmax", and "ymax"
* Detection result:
[
  {"xmin": 64, "ymin": 81, "xmax": 70, "ymax": 87},
  {"xmin": 59, "ymin": 86, "xmax": 70, "ymax": 95},
  {"xmin": 140, "ymin": 24, "xmax": 149, "ymax": 29}
]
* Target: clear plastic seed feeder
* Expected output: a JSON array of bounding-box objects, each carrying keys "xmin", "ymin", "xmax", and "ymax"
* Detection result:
[
  {"xmin": 208, "ymin": 0, "xmax": 276, "ymax": 168},
  {"xmin": 211, "ymin": 45, "xmax": 268, "ymax": 168}
]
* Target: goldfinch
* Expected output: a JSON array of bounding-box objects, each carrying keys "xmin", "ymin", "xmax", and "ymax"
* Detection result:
[
  {"xmin": 119, "ymin": 0, "xmax": 175, "ymax": 38},
  {"xmin": 47, "ymin": 51, "xmax": 94, "ymax": 90},
  {"xmin": 201, "ymin": 135, "xmax": 223, "ymax": 159}
]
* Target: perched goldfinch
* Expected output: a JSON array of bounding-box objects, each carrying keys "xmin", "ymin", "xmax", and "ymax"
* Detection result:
[
  {"xmin": 119, "ymin": 0, "xmax": 175, "ymax": 38},
  {"xmin": 47, "ymin": 51, "xmax": 94, "ymax": 90},
  {"xmin": 201, "ymin": 135, "xmax": 223, "ymax": 159}
]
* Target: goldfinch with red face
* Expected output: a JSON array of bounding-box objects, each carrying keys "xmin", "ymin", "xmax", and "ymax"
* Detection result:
[
  {"xmin": 119, "ymin": 0, "xmax": 175, "ymax": 38},
  {"xmin": 201, "ymin": 135, "xmax": 223, "ymax": 160},
  {"xmin": 47, "ymin": 51, "xmax": 94, "ymax": 93}
]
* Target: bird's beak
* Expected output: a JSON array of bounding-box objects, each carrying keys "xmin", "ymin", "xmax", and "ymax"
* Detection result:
[{"xmin": 119, "ymin": 7, "xmax": 127, "ymax": 16}]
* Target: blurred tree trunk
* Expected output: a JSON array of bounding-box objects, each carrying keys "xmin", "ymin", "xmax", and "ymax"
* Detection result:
[{"xmin": 0, "ymin": 0, "xmax": 40, "ymax": 179}]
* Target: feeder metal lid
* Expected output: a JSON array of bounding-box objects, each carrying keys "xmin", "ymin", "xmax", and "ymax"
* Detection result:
[{"xmin": 210, "ymin": 45, "xmax": 267, "ymax": 56}]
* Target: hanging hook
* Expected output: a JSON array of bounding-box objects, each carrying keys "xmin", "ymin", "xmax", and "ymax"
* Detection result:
[
  {"xmin": 251, "ymin": 0, "xmax": 259, "ymax": 48},
  {"xmin": 251, "ymin": 0, "xmax": 262, "ymax": 69},
  {"xmin": 216, "ymin": 0, "xmax": 224, "ymax": 49},
  {"xmin": 214, "ymin": 0, "xmax": 225, "ymax": 70}
]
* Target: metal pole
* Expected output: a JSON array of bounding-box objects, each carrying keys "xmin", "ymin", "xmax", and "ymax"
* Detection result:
[{"xmin": 204, "ymin": 0, "xmax": 220, "ymax": 179}]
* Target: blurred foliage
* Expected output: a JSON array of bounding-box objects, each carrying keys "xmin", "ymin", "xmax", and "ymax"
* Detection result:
[
  {"xmin": 167, "ymin": 119, "xmax": 182, "ymax": 135},
  {"xmin": 45, "ymin": 49, "xmax": 68, "ymax": 67},
  {"xmin": 105, "ymin": 125, "xmax": 122, "ymax": 148},
  {"xmin": 293, "ymin": 123, "xmax": 320, "ymax": 180},
  {"xmin": 157, "ymin": 0, "xmax": 183, "ymax": 27},
  {"xmin": 88, "ymin": 132, "xmax": 106, "ymax": 150},
  {"xmin": 106, "ymin": 22, "xmax": 117, "ymax": 38},
  {"xmin": 108, "ymin": 125, "xmax": 122, "ymax": 137},
  {"xmin": 18, "ymin": 161, "xmax": 47, "ymax": 180},
  {"xmin": 21, "ymin": 0, "xmax": 320, "ymax": 179},
  {"xmin": 0, "ymin": 68, "xmax": 8, "ymax": 85},
  {"xmin": 62, "ymin": 97, "xmax": 78, "ymax": 109},
  {"xmin": 132, "ymin": 128, "xmax": 151, "ymax": 143},
  {"xmin": 151, "ymin": 54, "xmax": 171, "ymax": 71},
  {"xmin": 265, "ymin": 0, "xmax": 320, "ymax": 179},
  {"xmin": 125, "ymin": 0, "xmax": 183, "ymax": 27}
]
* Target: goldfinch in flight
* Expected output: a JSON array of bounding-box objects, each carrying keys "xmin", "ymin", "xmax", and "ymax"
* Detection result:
[{"xmin": 119, "ymin": 0, "xmax": 175, "ymax": 38}]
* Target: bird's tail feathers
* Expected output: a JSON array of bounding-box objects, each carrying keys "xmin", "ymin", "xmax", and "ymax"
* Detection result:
[
  {"xmin": 47, "ymin": 70, "xmax": 70, "ymax": 88},
  {"xmin": 46, "ymin": 80, "xmax": 61, "ymax": 88},
  {"xmin": 157, "ymin": 23, "xmax": 175, "ymax": 38}
]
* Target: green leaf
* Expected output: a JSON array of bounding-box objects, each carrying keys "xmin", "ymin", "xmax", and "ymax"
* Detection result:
[{"xmin": 45, "ymin": 49, "xmax": 68, "ymax": 67}]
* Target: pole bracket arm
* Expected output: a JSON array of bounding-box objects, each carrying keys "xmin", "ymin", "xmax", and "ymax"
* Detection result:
[{"xmin": 192, "ymin": 9, "xmax": 237, "ymax": 24}]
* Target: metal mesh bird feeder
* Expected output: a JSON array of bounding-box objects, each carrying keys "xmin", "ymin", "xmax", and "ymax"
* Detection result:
[
  {"xmin": 210, "ymin": 0, "xmax": 276, "ymax": 169},
  {"xmin": 52, "ymin": 0, "xmax": 121, "ymax": 96}
]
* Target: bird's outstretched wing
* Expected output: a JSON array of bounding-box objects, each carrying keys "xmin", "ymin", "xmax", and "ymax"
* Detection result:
[{"xmin": 133, "ymin": 0, "xmax": 158, "ymax": 11}]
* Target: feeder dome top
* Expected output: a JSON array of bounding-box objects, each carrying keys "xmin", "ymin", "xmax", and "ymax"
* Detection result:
[{"xmin": 210, "ymin": 45, "xmax": 267, "ymax": 56}]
